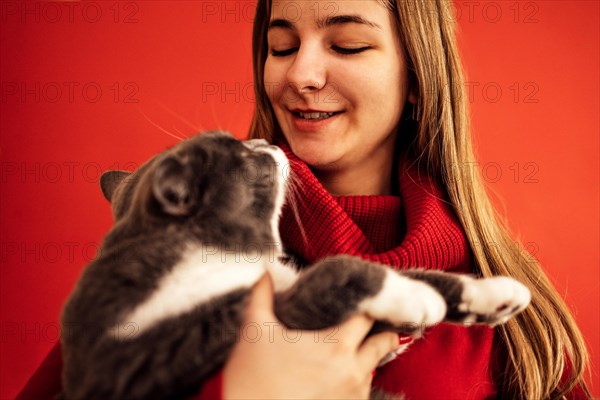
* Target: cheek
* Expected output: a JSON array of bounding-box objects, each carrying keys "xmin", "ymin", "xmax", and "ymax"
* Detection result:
[
  {"xmin": 364, "ymin": 63, "xmax": 406, "ymax": 118},
  {"xmin": 333, "ymin": 57, "xmax": 406, "ymax": 106},
  {"xmin": 336, "ymin": 66, "xmax": 406, "ymax": 141},
  {"xmin": 264, "ymin": 60, "xmax": 284, "ymax": 104}
]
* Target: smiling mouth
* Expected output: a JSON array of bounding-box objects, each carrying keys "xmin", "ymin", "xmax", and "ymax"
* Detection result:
[{"xmin": 293, "ymin": 111, "xmax": 341, "ymax": 120}]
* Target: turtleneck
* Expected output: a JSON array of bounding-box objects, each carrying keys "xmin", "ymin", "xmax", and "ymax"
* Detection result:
[
  {"xmin": 278, "ymin": 143, "xmax": 472, "ymax": 273},
  {"xmin": 334, "ymin": 195, "xmax": 405, "ymax": 253}
]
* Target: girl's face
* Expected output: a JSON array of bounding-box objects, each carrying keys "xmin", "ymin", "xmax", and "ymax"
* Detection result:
[{"xmin": 264, "ymin": 0, "xmax": 413, "ymax": 175}]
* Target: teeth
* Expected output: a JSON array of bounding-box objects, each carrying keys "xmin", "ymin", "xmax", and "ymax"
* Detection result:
[{"xmin": 298, "ymin": 111, "xmax": 334, "ymax": 120}]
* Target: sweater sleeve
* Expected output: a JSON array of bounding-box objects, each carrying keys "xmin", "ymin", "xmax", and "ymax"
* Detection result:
[
  {"xmin": 16, "ymin": 342, "xmax": 63, "ymax": 400},
  {"xmin": 491, "ymin": 333, "xmax": 590, "ymax": 400},
  {"xmin": 567, "ymin": 383, "xmax": 589, "ymax": 400},
  {"xmin": 561, "ymin": 355, "xmax": 590, "ymax": 400},
  {"xmin": 188, "ymin": 372, "xmax": 223, "ymax": 400},
  {"xmin": 16, "ymin": 341, "xmax": 224, "ymax": 400}
]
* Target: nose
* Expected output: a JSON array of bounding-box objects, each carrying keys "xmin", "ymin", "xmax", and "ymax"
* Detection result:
[{"xmin": 285, "ymin": 44, "xmax": 326, "ymax": 96}]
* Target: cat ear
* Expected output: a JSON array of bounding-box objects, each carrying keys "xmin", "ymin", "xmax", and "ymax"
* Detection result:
[
  {"xmin": 152, "ymin": 156, "xmax": 195, "ymax": 216},
  {"xmin": 100, "ymin": 170, "xmax": 131, "ymax": 202}
]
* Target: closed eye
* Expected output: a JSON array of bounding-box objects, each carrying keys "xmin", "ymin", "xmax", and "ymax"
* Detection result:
[
  {"xmin": 271, "ymin": 46, "xmax": 371, "ymax": 57},
  {"xmin": 332, "ymin": 45, "xmax": 370, "ymax": 55},
  {"xmin": 271, "ymin": 48, "xmax": 298, "ymax": 57}
]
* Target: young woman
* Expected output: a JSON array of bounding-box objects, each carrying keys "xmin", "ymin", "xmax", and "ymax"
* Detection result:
[
  {"xmin": 17, "ymin": 0, "xmax": 591, "ymax": 399},
  {"xmin": 245, "ymin": 0, "xmax": 591, "ymax": 399}
]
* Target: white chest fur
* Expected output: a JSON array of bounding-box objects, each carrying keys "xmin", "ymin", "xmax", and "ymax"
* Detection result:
[{"xmin": 109, "ymin": 243, "xmax": 268, "ymax": 339}]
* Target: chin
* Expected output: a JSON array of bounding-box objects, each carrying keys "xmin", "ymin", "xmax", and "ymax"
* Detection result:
[
  {"xmin": 288, "ymin": 140, "xmax": 343, "ymax": 169},
  {"xmin": 292, "ymin": 149, "xmax": 339, "ymax": 170}
]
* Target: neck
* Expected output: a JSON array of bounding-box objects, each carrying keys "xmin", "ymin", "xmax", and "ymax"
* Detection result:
[
  {"xmin": 312, "ymin": 163, "xmax": 393, "ymax": 196},
  {"xmin": 311, "ymin": 142, "xmax": 397, "ymax": 196}
]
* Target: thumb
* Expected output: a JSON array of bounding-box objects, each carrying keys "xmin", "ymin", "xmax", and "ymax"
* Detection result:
[
  {"xmin": 357, "ymin": 331, "xmax": 400, "ymax": 373},
  {"xmin": 244, "ymin": 273, "xmax": 278, "ymax": 321}
]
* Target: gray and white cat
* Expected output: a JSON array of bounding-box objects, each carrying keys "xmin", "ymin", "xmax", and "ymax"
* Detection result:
[{"xmin": 60, "ymin": 131, "xmax": 531, "ymax": 400}]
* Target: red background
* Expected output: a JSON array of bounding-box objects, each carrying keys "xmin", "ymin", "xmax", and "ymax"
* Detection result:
[{"xmin": 1, "ymin": 1, "xmax": 598, "ymax": 398}]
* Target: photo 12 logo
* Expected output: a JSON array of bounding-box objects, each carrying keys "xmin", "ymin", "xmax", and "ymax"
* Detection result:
[
  {"xmin": 449, "ymin": 161, "xmax": 540, "ymax": 184},
  {"xmin": 0, "ymin": 161, "xmax": 140, "ymax": 185},
  {"xmin": 1, "ymin": 81, "xmax": 140, "ymax": 104},
  {"xmin": 0, "ymin": 1, "xmax": 140, "ymax": 24},
  {"xmin": 412, "ymin": 1, "xmax": 541, "ymax": 24},
  {"xmin": 200, "ymin": 1, "xmax": 257, "ymax": 23},
  {"xmin": 0, "ymin": 241, "xmax": 101, "ymax": 264}
]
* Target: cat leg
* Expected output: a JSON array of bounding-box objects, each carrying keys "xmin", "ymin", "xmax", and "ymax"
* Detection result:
[
  {"xmin": 274, "ymin": 255, "xmax": 446, "ymax": 335},
  {"xmin": 400, "ymin": 270, "xmax": 531, "ymax": 325}
]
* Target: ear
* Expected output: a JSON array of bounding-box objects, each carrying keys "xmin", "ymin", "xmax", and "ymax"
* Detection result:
[
  {"xmin": 152, "ymin": 156, "xmax": 196, "ymax": 216},
  {"xmin": 408, "ymin": 91, "xmax": 418, "ymax": 105},
  {"xmin": 100, "ymin": 170, "xmax": 131, "ymax": 202}
]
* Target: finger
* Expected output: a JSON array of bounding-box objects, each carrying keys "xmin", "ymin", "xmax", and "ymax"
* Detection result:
[
  {"xmin": 327, "ymin": 313, "xmax": 377, "ymax": 349},
  {"xmin": 356, "ymin": 332, "xmax": 399, "ymax": 373},
  {"xmin": 245, "ymin": 274, "xmax": 278, "ymax": 321}
]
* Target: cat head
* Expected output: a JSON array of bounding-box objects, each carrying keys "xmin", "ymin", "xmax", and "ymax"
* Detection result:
[{"xmin": 99, "ymin": 131, "xmax": 289, "ymax": 246}]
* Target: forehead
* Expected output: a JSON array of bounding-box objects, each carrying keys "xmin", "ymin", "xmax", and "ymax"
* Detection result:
[{"xmin": 270, "ymin": 0, "xmax": 390, "ymax": 29}]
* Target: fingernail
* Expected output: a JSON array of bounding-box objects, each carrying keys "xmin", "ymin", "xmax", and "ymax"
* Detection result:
[{"xmin": 398, "ymin": 335, "xmax": 413, "ymax": 345}]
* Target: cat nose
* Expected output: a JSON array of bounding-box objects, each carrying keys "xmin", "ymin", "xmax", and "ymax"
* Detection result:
[{"xmin": 243, "ymin": 139, "xmax": 270, "ymax": 150}]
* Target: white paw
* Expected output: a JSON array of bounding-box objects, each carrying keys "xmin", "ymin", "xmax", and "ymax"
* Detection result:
[
  {"xmin": 359, "ymin": 270, "xmax": 446, "ymax": 334},
  {"xmin": 458, "ymin": 276, "xmax": 531, "ymax": 325}
]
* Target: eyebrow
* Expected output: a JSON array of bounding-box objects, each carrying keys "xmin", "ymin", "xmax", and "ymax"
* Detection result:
[{"xmin": 268, "ymin": 14, "xmax": 382, "ymax": 31}]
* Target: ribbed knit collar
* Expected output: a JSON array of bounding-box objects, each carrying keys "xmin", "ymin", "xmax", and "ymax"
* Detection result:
[
  {"xmin": 278, "ymin": 143, "xmax": 472, "ymax": 273},
  {"xmin": 334, "ymin": 195, "xmax": 404, "ymax": 253}
]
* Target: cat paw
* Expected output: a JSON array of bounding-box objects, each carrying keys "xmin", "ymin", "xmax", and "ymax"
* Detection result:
[
  {"xmin": 457, "ymin": 276, "xmax": 531, "ymax": 325},
  {"xmin": 359, "ymin": 270, "xmax": 447, "ymax": 336}
]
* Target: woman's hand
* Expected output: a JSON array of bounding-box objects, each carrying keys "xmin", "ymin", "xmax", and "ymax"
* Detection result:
[{"xmin": 223, "ymin": 274, "xmax": 401, "ymax": 400}]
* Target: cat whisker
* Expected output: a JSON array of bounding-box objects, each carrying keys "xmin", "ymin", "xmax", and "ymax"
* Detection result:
[
  {"xmin": 173, "ymin": 126, "xmax": 187, "ymax": 138},
  {"xmin": 137, "ymin": 107, "xmax": 186, "ymax": 141},
  {"xmin": 156, "ymin": 101, "xmax": 202, "ymax": 137},
  {"xmin": 284, "ymin": 168, "xmax": 309, "ymax": 248},
  {"xmin": 209, "ymin": 100, "xmax": 224, "ymax": 133}
]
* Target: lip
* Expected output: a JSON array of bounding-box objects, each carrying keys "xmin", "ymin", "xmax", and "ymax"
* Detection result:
[
  {"xmin": 288, "ymin": 109, "xmax": 343, "ymax": 133},
  {"xmin": 290, "ymin": 108, "xmax": 339, "ymax": 113}
]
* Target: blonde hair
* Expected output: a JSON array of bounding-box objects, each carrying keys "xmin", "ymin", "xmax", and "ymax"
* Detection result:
[{"xmin": 249, "ymin": 0, "xmax": 591, "ymax": 398}]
